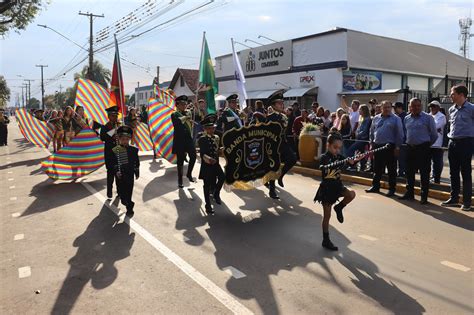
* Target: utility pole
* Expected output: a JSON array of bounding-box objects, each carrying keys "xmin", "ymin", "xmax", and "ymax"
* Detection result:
[
  {"xmin": 24, "ymin": 79, "xmax": 33, "ymax": 104},
  {"xmin": 36, "ymin": 64, "xmax": 48, "ymax": 110},
  {"xmin": 79, "ymin": 11, "xmax": 105, "ymax": 80},
  {"xmin": 58, "ymin": 84, "xmax": 63, "ymax": 107},
  {"xmin": 136, "ymin": 81, "xmax": 140, "ymax": 107}
]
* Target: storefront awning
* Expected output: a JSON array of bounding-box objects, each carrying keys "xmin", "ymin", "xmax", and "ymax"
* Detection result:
[
  {"xmin": 338, "ymin": 89, "xmax": 402, "ymax": 95},
  {"xmin": 283, "ymin": 86, "xmax": 318, "ymax": 98},
  {"xmin": 246, "ymin": 89, "xmax": 284, "ymax": 100}
]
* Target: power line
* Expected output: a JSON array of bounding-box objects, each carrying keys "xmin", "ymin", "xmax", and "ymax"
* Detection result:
[{"xmin": 78, "ymin": 11, "xmax": 105, "ymax": 79}]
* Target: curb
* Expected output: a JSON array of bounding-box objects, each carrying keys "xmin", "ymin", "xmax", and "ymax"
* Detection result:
[{"xmin": 292, "ymin": 166, "xmax": 461, "ymax": 203}]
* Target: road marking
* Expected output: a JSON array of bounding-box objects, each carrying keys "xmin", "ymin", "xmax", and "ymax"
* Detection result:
[
  {"xmin": 7, "ymin": 165, "xmax": 11, "ymax": 168},
  {"xmin": 223, "ymin": 266, "xmax": 247, "ymax": 279},
  {"xmin": 440, "ymin": 261, "xmax": 471, "ymax": 272},
  {"xmin": 287, "ymin": 210, "xmax": 298, "ymax": 216},
  {"xmin": 9, "ymin": 197, "xmax": 17, "ymax": 201},
  {"xmin": 426, "ymin": 210, "xmax": 443, "ymax": 215},
  {"xmin": 14, "ymin": 234, "xmax": 24, "ymax": 241},
  {"xmin": 81, "ymin": 182, "xmax": 253, "ymax": 315},
  {"xmin": 11, "ymin": 212, "xmax": 20, "ymax": 218},
  {"xmin": 7, "ymin": 171, "xmax": 12, "ymax": 174},
  {"xmin": 9, "ymin": 185, "xmax": 15, "ymax": 189},
  {"xmin": 358, "ymin": 234, "xmax": 378, "ymax": 241},
  {"xmin": 360, "ymin": 195, "xmax": 373, "ymax": 199},
  {"xmin": 18, "ymin": 266, "xmax": 31, "ymax": 278},
  {"xmin": 8, "ymin": 178, "xmax": 14, "ymax": 181},
  {"xmin": 174, "ymin": 233, "xmax": 191, "ymax": 242}
]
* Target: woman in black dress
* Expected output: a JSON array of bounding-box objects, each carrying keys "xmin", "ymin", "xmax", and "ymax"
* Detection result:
[{"xmin": 314, "ymin": 131, "xmax": 362, "ymax": 250}]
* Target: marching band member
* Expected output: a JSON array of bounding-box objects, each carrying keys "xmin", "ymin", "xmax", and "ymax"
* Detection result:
[
  {"xmin": 266, "ymin": 94, "xmax": 297, "ymax": 199},
  {"xmin": 0, "ymin": 108, "xmax": 9, "ymax": 146},
  {"xmin": 171, "ymin": 95, "xmax": 196, "ymax": 188},
  {"xmin": 111, "ymin": 125, "xmax": 140, "ymax": 217},
  {"xmin": 48, "ymin": 110, "xmax": 64, "ymax": 152},
  {"xmin": 198, "ymin": 114, "xmax": 225, "ymax": 215},
  {"xmin": 100, "ymin": 106, "xmax": 121, "ymax": 199},
  {"xmin": 34, "ymin": 109, "xmax": 45, "ymax": 121},
  {"xmin": 314, "ymin": 131, "xmax": 362, "ymax": 250},
  {"xmin": 62, "ymin": 106, "xmax": 75, "ymax": 145},
  {"xmin": 72, "ymin": 105, "xmax": 90, "ymax": 136},
  {"xmin": 217, "ymin": 94, "xmax": 243, "ymax": 133}
]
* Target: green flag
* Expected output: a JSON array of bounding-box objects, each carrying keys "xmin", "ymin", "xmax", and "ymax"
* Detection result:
[{"xmin": 198, "ymin": 33, "xmax": 218, "ymax": 114}]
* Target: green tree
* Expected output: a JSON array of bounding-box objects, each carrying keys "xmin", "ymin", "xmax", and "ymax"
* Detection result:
[
  {"xmin": 27, "ymin": 97, "xmax": 40, "ymax": 109},
  {"xmin": 0, "ymin": 0, "xmax": 48, "ymax": 36},
  {"xmin": 0, "ymin": 75, "xmax": 10, "ymax": 107},
  {"xmin": 74, "ymin": 60, "xmax": 111, "ymax": 90}
]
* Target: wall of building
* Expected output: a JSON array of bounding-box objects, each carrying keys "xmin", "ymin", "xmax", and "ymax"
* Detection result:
[
  {"xmin": 135, "ymin": 87, "xmax": 153, "ymax": 107},
  {"xmin": 293, "ymin": 31, "xmax": 347, "ymax": 66},
  {"xmin": 407, "ymin": 75, "xmax": 429, "ymax": 91},
  {"xmin": 381, "ymin": 72, "xmax": 402, "ymax": 89}
]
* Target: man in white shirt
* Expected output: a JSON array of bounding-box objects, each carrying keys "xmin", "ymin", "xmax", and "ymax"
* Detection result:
[
  {"xmin": 341, "ymin": 96, "xmax": 360, "ymax": 134},
  {"xmin": 428, "ymin": 101, "xmax": 447, "ymax": 183}
]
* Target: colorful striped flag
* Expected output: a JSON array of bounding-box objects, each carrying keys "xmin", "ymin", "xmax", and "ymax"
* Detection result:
[
  {"xmin": 133, "ymin": 122, "xmax": 153, "ymax": 152},
  {"xmin": 148, "ymin": 95, "xmax": 177, "ymax": 164},
  {"xmin": 41, "ymin": 128, "xmax": 104, "ymax": 180},
  {"xmin": 15, "ymin": 108, "xmax": 54, "ymax": 148},
  {"xmin": 75, "ymin": 78, "xmax": 109, "ymax": 125}
]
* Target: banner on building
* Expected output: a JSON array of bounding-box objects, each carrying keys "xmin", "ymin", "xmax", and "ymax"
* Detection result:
[
  {"xmin": 343, "ymin": 70, "xmax": 382, "ymax": 91},
  {"xmin": 222, "ymin": 123, "xmax": 282, "ymax": 184}
]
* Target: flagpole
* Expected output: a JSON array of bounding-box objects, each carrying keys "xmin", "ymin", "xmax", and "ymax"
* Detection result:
[
  {"xmin": 114, "ymin": 34, "xmax": 125, "ymax": 125},
  {"xmin": 231, "ymin": 37, "xmax": 239, "ymax": 110},
  {"xmin": 193, "ymin": 31, "xmax": 206, "ymax": 137}
]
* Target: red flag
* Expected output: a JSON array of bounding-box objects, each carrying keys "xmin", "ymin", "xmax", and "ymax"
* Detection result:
[{"xmin": 109, "ymin": 36, "xmax": 126, "ymax": 117}]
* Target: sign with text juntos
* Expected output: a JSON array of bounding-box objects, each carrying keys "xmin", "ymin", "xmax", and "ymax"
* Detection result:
[{"xmin": 239, "ymin": 40, "xmax": 292, "ymax": 76}]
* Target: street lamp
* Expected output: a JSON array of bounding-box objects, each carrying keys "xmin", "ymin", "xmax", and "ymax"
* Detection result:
[
  {"xmin": 258, "ymin": 35, "xmax": 278, "ymax": 43},
  {"xmin": 233, "ymin": 40, "xmax": 252, "ymax": 49},
  {"xmin": 245, "ymin": 39, "xmax": 264, "ymax": 46},
  {"xmin": 37, "ymin": 24, "xmax": 87, "ymax": 51}
]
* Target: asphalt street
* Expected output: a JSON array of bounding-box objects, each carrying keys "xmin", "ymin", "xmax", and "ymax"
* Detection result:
[{"xmin": 1, "ymin": 123, "xmax": 473, "ymax": 315}]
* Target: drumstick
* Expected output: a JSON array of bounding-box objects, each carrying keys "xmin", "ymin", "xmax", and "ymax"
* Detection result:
[{"xmin": 320, "ymin": 144, "xmax": 390, "ymax": 169}]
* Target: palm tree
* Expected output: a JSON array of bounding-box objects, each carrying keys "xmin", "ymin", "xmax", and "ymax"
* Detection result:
[{"xmin": 74, "ymin": 60, "xmax": 111, "ymax": 89}]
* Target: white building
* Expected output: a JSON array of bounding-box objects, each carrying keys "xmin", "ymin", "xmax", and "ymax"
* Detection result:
[{"xmin": 215, "ymin": 28, "xmax": 474, "ymax": 111}]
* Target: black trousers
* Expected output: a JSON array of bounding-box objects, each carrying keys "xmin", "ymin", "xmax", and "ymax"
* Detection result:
[
  {"xmin": 117, "ymin": 173, "xmax": 134, "ymax": 210},
  {"xmin": 371, "ymin": 143, "xmax": 397, "ymax": 190},
  {"xmin": 106, "ymin": 168, "xmax": 117, "ymax": 196},
  {"xmin": 430, "ymin": 148, "xmax": 444, "ymax": 183},
  {"xmin": 176, "ymin": 149, "xmax": 196, "ymax": 179},
  {"xmin": 448, "ymin": 138, "xmax": 473, "ymax": 206},
  {"xmin": 203, "ymin": 166, "xmax": 225, "ymax": 207},
  {"xmin": 405, "ymin": 142, "xmax": 431, "ymax": 198},
  {"xmin": 0, "ymin": 125, "xmax": 7, "ymax": 145},
  {"xmin": 269, "ymin": 144, "xmax": 297, "ymax": 193}
]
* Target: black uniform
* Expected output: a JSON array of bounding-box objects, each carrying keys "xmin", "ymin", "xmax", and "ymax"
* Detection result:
[
  {"xmin": 217, "ymin": 107, "xmax": 243, "ymax": 133},
  {"xmin": 111, "ymin": 143, "xmax": 139, "ymax": 215},
  {"xmin": 171, "ymin": 109, "xmax": 196, "ymax": 186},
  {"xmin": 198, "ymin": 131, "xmax": 225, "ymax": 213},
  {"xmin": 266, "ymin": 111, "xmax": 297, "ymax": 197},
  {"xmin": 0, "ymin": 112, "xmax": 9, "ymax": 146},
  {"xmin": 100, "ymin": 121, "xmax": 120, "ymax": 198},
  {"xmin": 314, "ymin": 152, "xmax": 348, "ymax": 204}
]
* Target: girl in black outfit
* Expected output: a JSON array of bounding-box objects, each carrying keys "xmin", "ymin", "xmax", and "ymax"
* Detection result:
[{"xmin": 314, "ymin": 131, "xmax": 362, "ymax": 250}]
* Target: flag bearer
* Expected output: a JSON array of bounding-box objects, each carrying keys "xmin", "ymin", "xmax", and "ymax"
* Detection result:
[{"xmin": 100, "ymin": 106, "xmax": 121, "ymax": 198}]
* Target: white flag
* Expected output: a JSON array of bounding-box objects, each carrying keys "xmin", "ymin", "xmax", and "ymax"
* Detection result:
[{"xmin": 231, "ymin": 38, "xmax": 248, "ymax": 108}]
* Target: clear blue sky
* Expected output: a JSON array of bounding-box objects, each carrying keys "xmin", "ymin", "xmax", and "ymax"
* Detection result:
[{"xmin": 1, "ymin": 0, "xmax": 473, "ymax": 106}]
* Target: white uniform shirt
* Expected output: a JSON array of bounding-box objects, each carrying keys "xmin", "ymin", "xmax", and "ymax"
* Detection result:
[{"xmin": 430, "ymin": 111, "xmax": 447, "ymax": 148}]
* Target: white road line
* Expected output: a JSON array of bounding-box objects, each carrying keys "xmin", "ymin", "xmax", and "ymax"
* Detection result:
[
  {"xmin": 360, "ymin": 195, "xmax": 374, "ymax": 199},
  {"xmin": 18, "ymin": 266, "xmax": 31, "ymax": 278},
  {"xmin": 8, "ymin": 178, "xmax": 14, "ymax": 181},
  {"xmin": 81, "ymin": 181, "xmax": 253, "ymax": 315},
  {"xmin": 174, "ymin": 233, "xmax": 191, "ymax": 242},
  {"xmin": 440, "ymin": 261, "xmax": 471, "ymax": 272},
  {"xmin": 14, "ymin": 234, "xmax": 24, "ymax": 241},
  {"xmin": 7, "ymin": 171, "xmax": 12, "ymax": 174},
  {"xmin": 9, "ymin": 185, "xmax": 15, "ymax": 189},
  {"xmin": 11, "ymin": 212, "xmax": 20, "ymax": 218},
  {"xmin": 358, "ymin": 234, "xmax": 378, "ymax": 241},
  {"xmin": 7, "ymin": 165, "xmax": 11, "ymax": 168},
  {"xmin": 287, "ymin": 210, "xmax": 299, "ymax": 216},
  {"xmin": 223, "ymin": 266, "xmax": 247, "ymax": 279},
  {"xmin": 9, "ymin": 197, "xmax": 17, "ymax": 201},
  {"xmin": 426, "ymin": 210, "xmax": 443, "ymax": 215}
]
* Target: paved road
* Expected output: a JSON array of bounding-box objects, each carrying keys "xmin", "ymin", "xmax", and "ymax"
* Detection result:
[{"xmin": 1, "ymin": 125, "xmax": 473, "ymax": 315}]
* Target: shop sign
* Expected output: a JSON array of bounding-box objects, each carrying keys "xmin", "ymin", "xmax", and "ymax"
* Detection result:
[
  {"xmin": 239, "ymin": 40, "xmax": 292, "ymax": 76},
  {"xmin": 343, "ymin": 70, "xmax": 382, "ymax": 91}
]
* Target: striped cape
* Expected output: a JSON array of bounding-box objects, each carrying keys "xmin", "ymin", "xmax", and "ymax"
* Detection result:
[
  {"xmin": 132, "ymin": 122, "xmax": 153, "ymax": 152},
  {"xmin": 41, "ymin": 128, "xmax": 104, "ymax": 180},
  {"xmin": 75, "ymin": 78, "xmax": 109, "ymax": 125},
  {"xmin": 16, "ymin": 108, "xmax": 54, "ymax": 148},
  {"xmin": 148, "ymin": 96, "xmax": 177, "ymax": 164}
]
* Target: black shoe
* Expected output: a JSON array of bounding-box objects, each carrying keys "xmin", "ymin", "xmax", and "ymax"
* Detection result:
[
  {"xmin": 365, "ymin": 186, "xmax": 380, "ymax": 193},
  {"xmin": 178, "ymin": 178, "xmax": 184, "ymax": 188},
  {"xmin": 214, "ymin": 194, "xmax": 222, "ymax": 205},
  {"xmin": 205, "ymin": 205, "xmax": 215, "ymax": 215},
  {"xmin": 269, "ymin": 190, "xmax": 279, "ymax": 199},
  {"xmin": 398, "ymin": 192, "xmax": 414, "ymax": 200},
  {"xmin": 441, "ymin": 198, "xmax": 459, "ymax": 207},
  {"xmin": 322, "ymin": 239, "xmax": 338, "ymax": 251},
  {"xmin": 461, "ymin": 204, "xmax": 472, "ymax": 211},
  {"xmin": 126, "ymin": 204, "xmax": 135, "ymax": 217},
  {"xmin": 420, "ymin": 198, "xmax": 428, "ymax": 205},
  {"xmin": 385, "ymin": 189, "xmax": 396, "ymax": 197},
  {"xmin": 333, "ymin": 203, "xmax": 345, "ymax": 223},
  {"xmin": 187, "ymin": 175, "xmax": 195, "ymax": 183},
  {"xmin": 277, "ymin": 177, "xmax": 284, "ymax": 188},
  {"xmin": 107, "ymin": 191, "xmax": 112, "ymax": 199}
]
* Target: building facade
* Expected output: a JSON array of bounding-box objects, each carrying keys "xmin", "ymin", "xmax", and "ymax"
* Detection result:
[{"xmin": 215, "ymin": 28, "xmax": 474, "ymax": 111}]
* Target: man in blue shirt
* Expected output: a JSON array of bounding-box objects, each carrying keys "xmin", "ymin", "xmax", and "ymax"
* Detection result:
[
  {"xmin": 393, "ymin": 102, "xmax": 408, "ymax": 177},
  {"xmin": 399, "ymin": 98, "xmax": 438, "ymax": 204},
  {"xmin": 441, "ymin": 85, "xmax": 474, "ymax": 211},
  {"xmin": 366, "ymin": 100, "xmax": 404, "ymax": 196}
]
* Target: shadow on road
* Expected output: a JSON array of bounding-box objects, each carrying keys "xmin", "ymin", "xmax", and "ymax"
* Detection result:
[
  {"xmin": 190, "ymin": 187, "xmax": 427, "ymax": 315},
  {"xmin": 174, "ymin": 188, "xmax": 207, "ymax": 246},
  {"xmin": 51, "ymin": 204, "xmax": 135, "ymax": 315},
  {"xmin": 0, "ymin": 156, "xmax": 46, "ymax": 171},
  {"xmin": 142, "ymin": 167, "xmax": 187, "ymax": 202}
]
